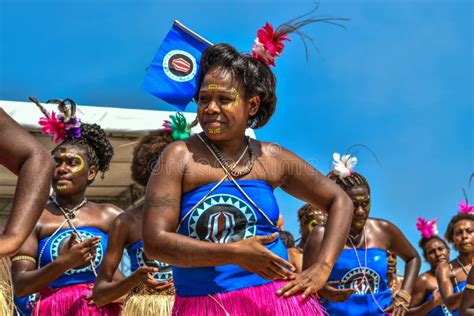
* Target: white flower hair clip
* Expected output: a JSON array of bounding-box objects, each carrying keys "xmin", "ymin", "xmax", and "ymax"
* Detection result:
[{"xmin": 332, "ymin": 152, "xmax": 358, "ymax": 180}]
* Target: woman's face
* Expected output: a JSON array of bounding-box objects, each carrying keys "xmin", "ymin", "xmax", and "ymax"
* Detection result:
[
  {"xmin": 346, "ymin": 185, "xmax": 371, "ymax": 230},
  {"xmin": 52, "ymin": 145, "xmax": 96, "ymax": 196},
  {"xmin": 452, "ymin": 219, "xmax": 474, "ymax": 254},
  {"xmin": 424, "ymin": 238, "xmax": 449, "ymax": 268},
  {"xmin": 197, "ymin": 68, "xmax": 259, "ymax": 141},
  {"xmin": 387, "ymin": 252, "xmax": 397, "ymax": 274}
]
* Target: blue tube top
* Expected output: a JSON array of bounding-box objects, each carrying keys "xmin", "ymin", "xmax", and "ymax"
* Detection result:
[
  {"xmin": 127, "ymin": 239, "xmax": 173, "ymax": 282},
  {"xmin": 322, "ymin": 248, "xmax": 392, "ymax": 315},
  {"xmin": 451, "ymin": 280, "xmax": 466, "ymax": 316},
  {"xmin": 424, "ymin": 291, "xmax": 452, "ymax": 316},
  {"xmin": 36, "ymin": 226, "xmax": 108, "ymax": 288},
  {"xmin": 173, "ymin": 179, "xmax": 287, "ymax": 297}
]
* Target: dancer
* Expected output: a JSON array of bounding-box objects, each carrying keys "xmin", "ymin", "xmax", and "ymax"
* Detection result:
[
  {"xmin": 11, "ymin": 98, "xmax": 122, "ymax": 315},
  {"xmin": 436, "ymin": 201, "xmax": 474, "ymax": 315},
  {"xmin": 407, "ymin": 218, "xmax": 450, "ymax": 316},
  {"xmin": 0, "ymin": 109, "xmax": 54, "ymax": 315},
  {"xmin": 308, "ymin": 153, "xmax": 420, "ymax": 315},
  {"xmin": 297, "ymin": 203, "xmax": 327, "ymax": 248},
  {"xmin": 94, "ymin": 114, "xmax": 190, "ymax": 315},
  {"xmin": 142, "ymin": 17, "xmax": 353, "ymax": 316},
  {"xmin": 388, "ymin": 251, "xmax": 404, "ymax": 293}
]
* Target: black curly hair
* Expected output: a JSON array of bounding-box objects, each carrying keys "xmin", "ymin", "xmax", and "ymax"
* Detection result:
[
  {"xmin": 445, "ymin": 213, "xmax": 474, "ymax": 244},
  {"xmin": 195, "ymin": 43, "xmax": 277, "ymax": 129},
  {"xmin": 279, "ymin": 230, "xmax": 296, "ymax": 249},
  {"xmin": 327, "ymin": 171, "xmax": 371, "ymax": 194},
  {"xmin": 54, "ymin": 122, "xmax": 114, "ymax": 178},
  {"xmin": 131, "ymin": 130, "xmax": 173, "ymax": 187},
  {"xmin": 418, "ymin": 236, "xmax": 449, "ymax": 259}
]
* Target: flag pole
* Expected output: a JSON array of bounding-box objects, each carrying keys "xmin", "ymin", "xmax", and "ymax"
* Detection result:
[{"xmin": 173, "ymin": 20, "xmax": 213, "ymax": 46}]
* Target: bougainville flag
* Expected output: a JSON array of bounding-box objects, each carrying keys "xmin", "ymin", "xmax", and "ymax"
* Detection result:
[{"xmin": 142, "ymin": 20, "xmax": 211, "ymax": 110}]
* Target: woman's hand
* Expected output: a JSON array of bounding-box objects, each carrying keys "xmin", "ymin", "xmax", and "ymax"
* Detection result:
[
  {"xmin": 276, "ymin": 265, "xmax": 330, "ymax": 299},
  {"xmin": 232, "ymin": 233, "xmax": 295, "ymax": 280},
  {"xmin": 131, "ymin": 266, "xmax": 173, "ymax": 292},
  {"xmin": 57, "ymin": 232, "xmax": 100, "ymax": 270},
  {"xmin": 384, "ymin": 303, "xmax": 407, "ymax": 316},
  {"xmin": 318, "ymin": 281, "xmax": 355, "ymax": 302}
]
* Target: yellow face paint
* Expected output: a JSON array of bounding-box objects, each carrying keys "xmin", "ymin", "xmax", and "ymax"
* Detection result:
[
  {"xmin": 56, "ymin": 184, "xmax": 67, "ymax": 190},
  {"xmin": 308, "ymin": 219, "xmax": 318, "ymax": 232},
  {"xmin": 208, "ymin": 127, "xmax": 221, "ymax": 134},
  {"xmin": 206, "ymin": 84, "xmax": 240, "ymax": 110},
  {"xmin": 207, "ymin": 84, "xmax": 222, "ymax": 91},
  {"xmin": 354, "ymin": 195, "xmax": 370, "ymax": 202},
  {"xmin": 59, "ymin": 153, "xmax": 85, "ymax": 173},
  {"xmin": 222, "ymin": 87, "xmax": 241, "ymax": 110}
]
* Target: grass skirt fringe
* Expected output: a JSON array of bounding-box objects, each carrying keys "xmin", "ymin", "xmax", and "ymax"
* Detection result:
[
  {"xmin": 121, "ymin": 293, "xmax": 174, "ymax": 316},
  {"xmin": 172, "ymin": 281, "xmax": 326, "ymax": 316},
  {"xmin": 33, "ymin": 282, "xmax": 122, "ymax": 316},
  {"xmin": 0, "ymin": 257, "xmax": 14, "ymax": 316}
]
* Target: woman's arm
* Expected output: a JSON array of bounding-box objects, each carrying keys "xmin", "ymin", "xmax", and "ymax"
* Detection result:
[
  {"xmin": 271, "ymin": 147, "xmax": 354, "ymax": 297},
  {"xmin": 436, "ymin": 262, "xmax": 463, "ymax": 311},
  {"xmin": 142, "ymin": 142, "xmax": 294, "ymax": 280},
  {"xmin": 385, "ymin": 220, "xmax": 421, "ymax": 294},
  {"xmin": 382, "ymin": 220, "xmax": 421, "ymax": 315},
  {"xmin": 12, "ymin": 230, "xmax": 100, "ymax": 296},
  {"xmin": 460, "ymin": 267, "xmax": 474, "ymax": 315},
  {"xmin": 93, "ymin": 214, "xmax": 171, "ymax": 306},
  {"xmin": 0, "ymin": 109, "xmax": 54, "ymax": 257},
  {"xmin": 407, "ymin": 276, "xmax": 441, "ymax": 315},
  {"xmin": 303, "ymin": 226, "xmax": 355, "ymax": 302}
]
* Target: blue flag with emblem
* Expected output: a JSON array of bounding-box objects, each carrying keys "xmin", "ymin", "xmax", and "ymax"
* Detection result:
[{"xmin": 142, "ymin": 20, "xmax": 212, "ymax": 110}]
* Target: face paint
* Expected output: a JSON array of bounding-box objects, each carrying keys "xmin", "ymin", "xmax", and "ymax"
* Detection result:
[
  {"xmin": 222, "ymin": 87, "xmax": 241, "ymax": 110},
  {"xmin": 59, "ymin": 153, "xmax": 85, "ymax": 173},
  {"xmin": 207, "ymin": 84, "xmax": 222, "ymax": 91},
  {"xmin": 308, "ymin": 219, "xmax": 318, "ymax": 232},
  {"xmin": 208, "ymin": 127, "xmax": 221, "ymax": 134},
  {"xmin": 56, "ymin": 184, "xmax": 67, "ymax": 190}
]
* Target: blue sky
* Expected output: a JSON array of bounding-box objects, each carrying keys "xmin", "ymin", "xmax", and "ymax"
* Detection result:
[{"xmin": 1, "ymin": 0, "xmax": 472, "ymax": 271}]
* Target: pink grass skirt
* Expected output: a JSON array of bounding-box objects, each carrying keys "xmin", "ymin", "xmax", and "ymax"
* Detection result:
[
  {"xmin": 33, "ymin": 282, "xmax": 122, "ymax": 316},
  {"xmin": 172, "ymin": 280, "xmax": 326, "ymax": 316}
]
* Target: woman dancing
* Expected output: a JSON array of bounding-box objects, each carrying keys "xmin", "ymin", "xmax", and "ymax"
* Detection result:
[
  {"xmin": 142, "ymin": 18, "xmax": 353, "ymax": 315},
  {"xmin": 436, "ymin": 201, "xmax": 474, "ymax": 315},
  {"xmin": 308, "ymin": 153, "xmax": 421, "ymax": 315},
  {"xmin": 93, "ymin": 114, "xmax": 190, "ymax": 315},
  {"xmin": 11, "ymin": 98, "xmax": 122, "ymax": 315},
  {"xmin": 407, "ymin": 218, "xmax": 450, "ymax": 315}
]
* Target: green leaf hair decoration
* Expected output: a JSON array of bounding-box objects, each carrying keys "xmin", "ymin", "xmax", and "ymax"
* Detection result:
[{"xmin": 162, "ymin": 112, "xmax": 191, "ymax": 140}]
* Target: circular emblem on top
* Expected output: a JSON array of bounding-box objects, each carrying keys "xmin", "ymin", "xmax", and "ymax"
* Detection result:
[
  {"xmin": 49, "ymin": 229, "xmax": 103, "ymax": 275},
  {"xmin": 163, "ymin": 50, "xmax": 197, "ymax": 82},
  {"xmin": 136, "ymin": 247, "xmax": 173, "ymax": 282},
  {"xmin": 188, "ymin": 194, "xmax": 257, "ymax": 243},
  {"xmin": 339, "ymin": 267, "xmax": 381, "ymax": 295}
]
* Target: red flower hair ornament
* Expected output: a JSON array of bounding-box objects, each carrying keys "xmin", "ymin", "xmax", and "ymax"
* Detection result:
[
  {"xmin": 252, "ymin": 22, "xmax": 290, "ymax": 67},
  {"xmin": 250, "ymin": 5, "xmax": 348, "ymax": 67}
]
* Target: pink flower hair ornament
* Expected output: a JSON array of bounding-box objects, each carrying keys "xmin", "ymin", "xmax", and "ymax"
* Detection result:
[
  {"xmin": 29, "ymin": 96, "xmax": 82, "ymax": 144},
  {"xmin": 458, "ymin": 201, "xmax": 474, "ymax": 214},
  {"xmin": 416, "ymin": 217, "xmax": 439, "ymax": 239}
]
